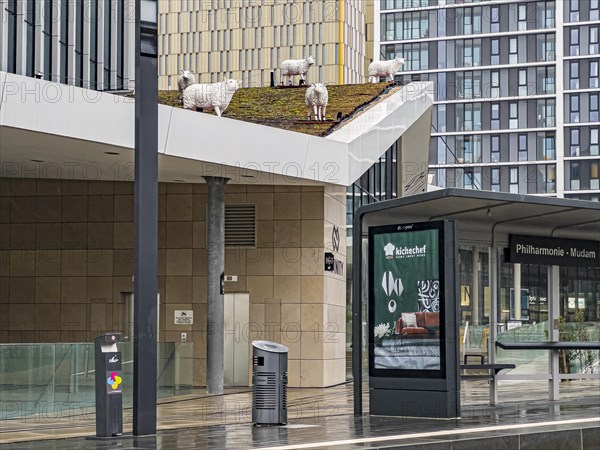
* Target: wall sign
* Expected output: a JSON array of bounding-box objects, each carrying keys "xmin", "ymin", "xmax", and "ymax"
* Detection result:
[
  {"xmin": 324, "ymin": 252, "xmax": 344, "ymax": 275},
  {"xmin": 325, "ymin": 252, "xmax": 335, "ymax": 271},
  {"xmin": 174, "ymin": 310, "xmax": 193, "ymax": 325},
  {"xmin": 508, "ymin": 235, "xmax": 600, "ymax": 268}
]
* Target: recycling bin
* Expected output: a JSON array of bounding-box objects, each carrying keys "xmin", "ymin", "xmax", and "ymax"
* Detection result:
[
  {"xmin": 94, "ymin": 333, "xmax": 123, "ymax": 438},
  {"xmin": 252, "ymin": 340, "xmax": 288, "ymax": 426}
]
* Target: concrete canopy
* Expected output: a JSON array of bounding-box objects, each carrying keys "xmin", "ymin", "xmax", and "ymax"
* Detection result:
[{"xmin": 0, "ymin": 72, "xmax": 433, "ymax": 187}]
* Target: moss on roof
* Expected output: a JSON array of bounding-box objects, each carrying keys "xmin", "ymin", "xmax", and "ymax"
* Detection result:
[{"xmin": 157, "ymin": 83, "xmax": 391, "ymax": 137}]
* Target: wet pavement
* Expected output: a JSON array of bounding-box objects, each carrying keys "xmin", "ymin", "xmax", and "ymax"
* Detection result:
[{"xmin": 1, "ymin": 385, "xmax": 599, "ymax": 449}]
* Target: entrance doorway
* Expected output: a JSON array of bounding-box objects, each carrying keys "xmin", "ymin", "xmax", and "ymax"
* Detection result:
[{"xmin": 224, "ymin": 293, "xmax": 250, "ymax": 387}]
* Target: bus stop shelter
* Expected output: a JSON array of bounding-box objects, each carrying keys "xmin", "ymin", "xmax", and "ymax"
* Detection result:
[{"xmin": 352, "ymin": 189, "xmax": 600, "ymax": 415}]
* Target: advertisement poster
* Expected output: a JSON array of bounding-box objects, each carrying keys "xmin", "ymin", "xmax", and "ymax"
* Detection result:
[{"xmin": 370, "ymin": 224, "xmax": 443, "ymax": 372}]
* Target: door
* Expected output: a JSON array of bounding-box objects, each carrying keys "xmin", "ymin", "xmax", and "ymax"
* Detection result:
[{"xmin": 224, "ymin": 293, "xmax": 250, "ymax": 387}]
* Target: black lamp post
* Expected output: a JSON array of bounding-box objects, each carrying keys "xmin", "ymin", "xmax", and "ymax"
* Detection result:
[{"xmin": 133, "ymin": 0, "xmax": 158, "ymax": 436}]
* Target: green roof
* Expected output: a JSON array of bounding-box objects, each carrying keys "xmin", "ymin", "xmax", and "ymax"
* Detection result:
[{"xmin": 157, "ymin": 83, "xmax": 392, "ymax": 137}]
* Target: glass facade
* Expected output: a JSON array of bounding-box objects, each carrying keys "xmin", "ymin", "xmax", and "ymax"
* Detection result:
[
  {"xmin": 2, "ymin": 0, "xmax": 133, "ymax": 91},
  {"xmin": 377, "ymin": 0, "xmax": 600, "ymax": 200}
]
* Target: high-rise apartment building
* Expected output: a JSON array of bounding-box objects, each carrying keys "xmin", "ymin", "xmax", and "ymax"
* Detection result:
[
  {"xmin": 0, "ymin": 0, "xmax": 135, "ymax": 91},
  {"xmin": 375, "ymin": 0, "xmax": 600, "ymax": 201},
  {"xmin": 158, "ymin": 0, "xmax": 368, "ymax": 88}
]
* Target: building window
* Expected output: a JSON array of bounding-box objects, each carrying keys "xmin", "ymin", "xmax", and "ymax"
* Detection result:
[
  {"xmin": 491, "ymin": 103, "xmax": 500, "ymax": 130},
  {"xmin": 590, "ymin": 27, "xmax": 599, "ymax": 54},
  {"xmin": 537, "ymin": 33, "xmax": 555, "ymax": 61},
  {"xmin": 6, "ymin": 0, "xmax": 18, "ymax": 74},
  {"xmin": 538, "ymin": 132, "xmax": 555, "ymax": 160},
  {"xmin": 491, "ymin": 135, "xmax": 500, "ymax": 162},
  {"xmin": 518, "ymin": 134, "xmax": 528, "ymax": 161},
  {"xmin": 538, "ymin": 99, "xmax": 556, "ymax": 127},
  {"xmin": 544, "ymin": 164, "xmax": 557, "ymax": 193},
  {"xmin": 537, "ymin": 1, "xmax": 555, "ymax": 28},
  {"xmin": 43, "ymin": 0, "xmax": 54, "ymax": 81},
  {"xmin": 510, "ymin": 167, "xmax": 519, "ymax": 193},
  {"xmin": 490, "ymin": 6, "xmax": 500, "ymax": 33},
  {"xmin": 104, "ymin": 0, "xmax": 112, "ymax": 90},
  {"xmin": 591, "ymin": 94, "xmax": 599, "ymax": 122},
  {"xmin": 570, "ymin": 62, "xmax": 579, "ymax": 89},
  {"xmin": 457, "ymin": 39, "xmax": 481, "ymax": 67},
  {"xmin": 569, "ymin": 0, "xmax": 579, "ymax": 22},
  {"xmin": 25, "ymin": 0, "xmax": 36, "ymax": 77},
  {"xmin": 460, "ymin": 7, "xmax": 482, "ymax": 35},
  {"xmin": 570, "ymin": 28, "xmax": 579, "ymax": 56},
  {"xmin": 509, "ymin": 102, "xmax": 518, "ymax": 129},
  {"xmin": 509, "ymin": 38, "xmax": 518, "ymax": 64},
  {"xmin": 570, "ymin": 128, "xmax": 580, "ymax": 156},
  {"xmin": 570, "ymin": 94, "xmax": 580, "ymax": 123},
  {"xmin": 491, "ymin": 168, "xmax": 500, "ymax": 192},
  {"xmin": 518, "ymin": 4, "xmax": 527, "ymax": 31},
  {"xmin": 491, "ymin": 39, "xmax": 499, "ymax": 65},
  {"xmin": 592, "ymin": 0, "xmax": 600, "ymax": 21},
  {"xmin": 591, "ymin": 162, "xmax": 600, "ymax": 189},
  {"xmin": 490, "ymin": 70, "xmax": 500, "ymax": 98},
  {"xmin": 591, "ymin": 129, "xmax": 599, "ymax": 156},
  {"xmin": 463, "ymin": 169, "xmax": 475, "ymax": 190},
  {"xmin": 570, "ymin": 163, "xmax": 580, "ymax": 190},
  {"xmin": 90, "ymin": 0, "xmax": 99, "ymax": 89},
  {"xmin": 437, "ymin": 105, "xmax": 446, "ymax": 132},
  {"xmin": 591, "ymin": 62, "xmax": 599, "ymax": 89},
  {"xmin": 518, "ymin": 69, "xmax": 528, "ymax": 97},
  {"xmin": 537, "ymin": 66, "xmax": 555, "ymax": 94}
]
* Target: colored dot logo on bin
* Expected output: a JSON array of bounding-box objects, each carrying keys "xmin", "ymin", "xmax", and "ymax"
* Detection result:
[{"xmin": 107, "ymin": 372, "xmax": 122, "ymax": 390}]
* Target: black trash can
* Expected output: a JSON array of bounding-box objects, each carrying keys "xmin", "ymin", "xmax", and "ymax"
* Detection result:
[{"xmin": 252, "ymin": 340, "xmax": 288, "ymax": 426}]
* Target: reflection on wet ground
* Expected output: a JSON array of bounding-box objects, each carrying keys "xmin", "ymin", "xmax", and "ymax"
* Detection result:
[{"xmin": 1, "ymin": 380, "xmax": 599, "ymax": 449}]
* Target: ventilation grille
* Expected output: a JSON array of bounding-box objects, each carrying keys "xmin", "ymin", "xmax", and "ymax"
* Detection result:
[
  {"xmin": 253, "ymin": 371, "xmax": 277, "ymax": 410},
  {"xmin": 225, "ymin": 204, "xmax": 256, "ymax": 247}
]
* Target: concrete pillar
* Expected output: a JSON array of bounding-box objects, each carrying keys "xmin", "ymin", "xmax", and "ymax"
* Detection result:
[
  {"xmin": 471, "ymin": 248, "xmax": 479, "ymax": 324},
  {"xmin": 548, "ymin": 265, "xmax": 560, "ymax": 401},
  {"xmin": 203, "ymin": 176, "xmax": 229, "ymax": 395},
  {"xmin": 514, "ymin": 263, "xmax": 522, "ymax": 321}
]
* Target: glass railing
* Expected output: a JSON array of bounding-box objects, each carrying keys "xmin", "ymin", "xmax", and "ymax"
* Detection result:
[{"xmin": 0, "ymin": 342, "xmax": 194, "ymax": 420}]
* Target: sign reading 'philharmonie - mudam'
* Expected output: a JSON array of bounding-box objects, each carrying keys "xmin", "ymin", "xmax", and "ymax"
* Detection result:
[{"xmin": 508, "ymin": 235, "xmax": 600, "ymax": 268}]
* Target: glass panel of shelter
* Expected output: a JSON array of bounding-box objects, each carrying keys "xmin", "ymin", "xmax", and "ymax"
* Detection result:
[{"xmin": 458, "ymin": 246, "xmax": 599, "ymax": 366}]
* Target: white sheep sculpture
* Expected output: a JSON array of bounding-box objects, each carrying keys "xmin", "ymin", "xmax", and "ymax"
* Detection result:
[
  {"xmin": 182, "ymin": 79, "xmax": 240, "ymax": 117},
  {"xmin": 280, "ymin": 56, "xmax": 315, "ymax": 86},
  {"xmin": 368, "ymin": 57, "xmax": 405, "ymax": 83},
  {"xmin": 305, "ymin": 83, "xmax": 329, "ymax": 121},
  {"xmin": 177, "ymin": 70, "xmax": 196, "ymax": 101}
]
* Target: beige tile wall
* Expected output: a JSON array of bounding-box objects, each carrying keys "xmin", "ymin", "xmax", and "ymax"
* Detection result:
[{"xmin": 0, "ymin": 179, "xmax": 346, "ymax": 388}]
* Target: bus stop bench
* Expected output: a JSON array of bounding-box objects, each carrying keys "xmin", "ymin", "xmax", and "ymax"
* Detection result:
[{"xmin": 460, "ymin": 363, "xmax": 515, "ymax": 380}]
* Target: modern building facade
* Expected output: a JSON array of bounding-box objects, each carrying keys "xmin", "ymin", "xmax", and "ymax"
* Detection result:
[
  {"xmin": 375, "ymin": 0, "xmax": 600, "ymax": 201},
  {"xmin": 0, "ymin": 67, "xmax": 433, "ymax": 391},
  {"xmin": 157, "ymin": 0, "xmax": 368, "ymax": 88},
  {"xmin": 0, "ymin": 0, "xmax": 135, "ymax": 90}
]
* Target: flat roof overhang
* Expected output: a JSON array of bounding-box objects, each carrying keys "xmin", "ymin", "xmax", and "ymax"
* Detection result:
[
  {"xmin": 355, "ymin": 188, "xmax": 600, "ymax": 245},
  {"xmin": 0, "ymin": 71, "xmax": 434, "ymax": 186}
]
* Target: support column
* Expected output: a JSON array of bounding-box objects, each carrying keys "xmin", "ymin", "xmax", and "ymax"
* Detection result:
[
  {"xmin": 204, "ymin": 176, "xmax": 229, "ymax": 395},
  {"xmin": 513, "ymin": 263, "xmax": 522, "ymax": 321},
  {"xmin": 133, "ymin": 0, "xmax": 158, "ymax": 436},
  {"xmin": 471, "ymin": 248, "xmax": 479, "ymax": 324},
  {"xmin": 548, "ymin": 265, "xmax": 560, "ymax": 401},
  {"xmin": 488, "ymin": 247, "xmax": 499, "ymax": 405}
]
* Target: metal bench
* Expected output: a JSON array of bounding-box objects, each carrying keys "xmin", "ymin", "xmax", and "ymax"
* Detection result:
[{"xmin": 460, "ymin": 361, "xmax": 516, "ymax": 405}]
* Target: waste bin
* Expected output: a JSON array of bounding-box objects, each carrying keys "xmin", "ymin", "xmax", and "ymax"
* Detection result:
[
  {"xmin": 252, "ymin": 340, "xmax": 288, "ymax": 426},
  {"xmin": 94, "ymin": 333, "xmax": 123, "ymax": 438}
]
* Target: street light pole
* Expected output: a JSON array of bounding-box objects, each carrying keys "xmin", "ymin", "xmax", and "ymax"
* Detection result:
[{"xmin": 133, "ymin": 0, "xmax": 158, "ymax": 436}]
